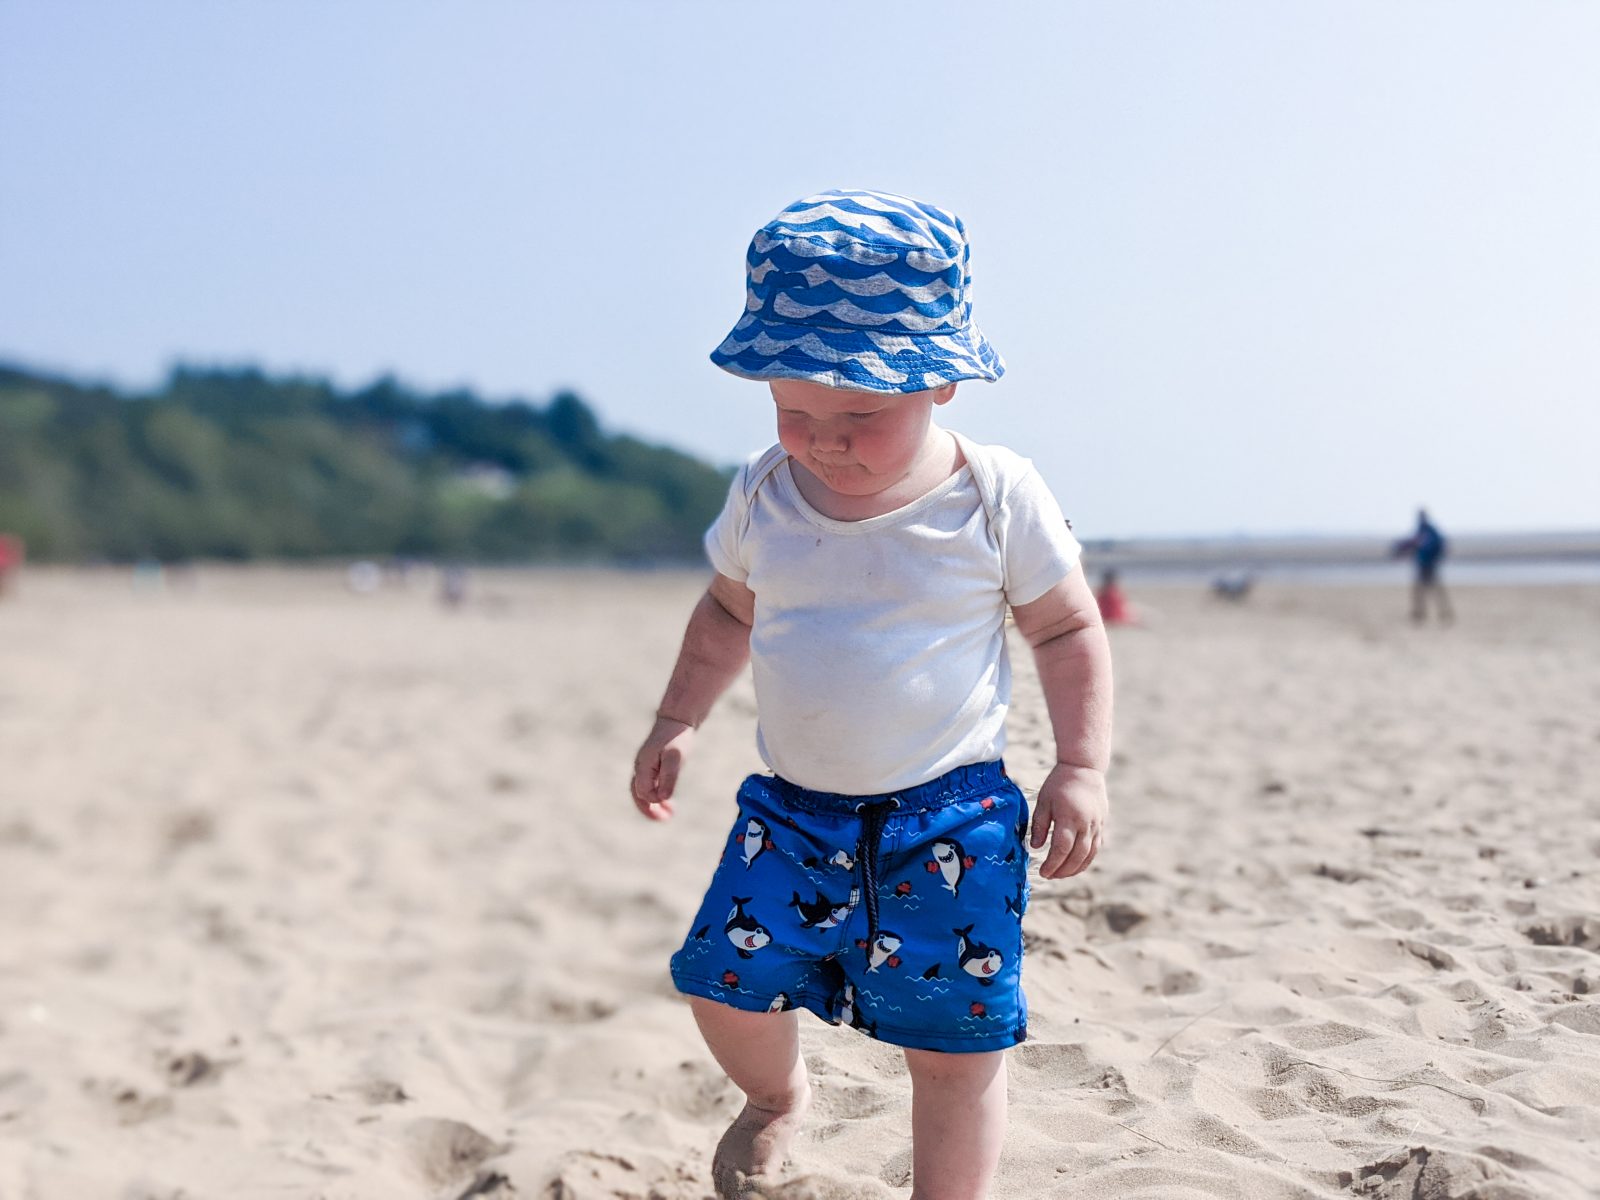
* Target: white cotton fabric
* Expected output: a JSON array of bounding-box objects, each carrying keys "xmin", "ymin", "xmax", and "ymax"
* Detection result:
[{"xmin": 705, "ymin": 433, "xmax": 1081, "ymax": 795}]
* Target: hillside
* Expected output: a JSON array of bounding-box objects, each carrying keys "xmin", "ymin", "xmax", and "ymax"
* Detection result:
[{"xmin": 0, "ymin": 363, "xmax": 730, "ymax": 563}]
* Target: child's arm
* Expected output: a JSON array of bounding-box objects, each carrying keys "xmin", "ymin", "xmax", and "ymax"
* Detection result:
[
  {"xmin": 1010, "ymin": 567, "xmax": 1114, "ymax": 879},
  {"xmin": 630, "ymin": 571, "xmax": 755, "ymax": 821}
]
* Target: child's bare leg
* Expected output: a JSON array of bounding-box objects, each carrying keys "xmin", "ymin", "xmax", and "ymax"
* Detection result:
[
  {"xmin": 689, "ymin": 997, "xmax": 812, "ymax": 1195},
  {"xmin": 905, "ymin": 1047, "xmax": 1007, "ymax": 1200}
]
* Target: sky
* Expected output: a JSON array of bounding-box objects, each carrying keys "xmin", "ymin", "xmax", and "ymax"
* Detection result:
[{"xmin": 2, "ymin": 1, "xmax": 1597, "ymax": 538}]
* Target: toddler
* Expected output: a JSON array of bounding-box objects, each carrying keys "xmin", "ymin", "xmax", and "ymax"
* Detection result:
[{"xmin": 631, "ymin": 189, "xmax": 1113, "ymax": 1200}]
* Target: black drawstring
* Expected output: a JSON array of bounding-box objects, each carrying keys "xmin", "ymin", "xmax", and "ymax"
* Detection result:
[{"xmin": 854, "ymin": 798, "xmax": 901, "ymax": 955}]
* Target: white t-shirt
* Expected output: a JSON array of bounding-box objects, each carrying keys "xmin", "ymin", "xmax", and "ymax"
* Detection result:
[{"xmin": 705, "ymin": 432, "xmax": 1081, "ymax": 794}]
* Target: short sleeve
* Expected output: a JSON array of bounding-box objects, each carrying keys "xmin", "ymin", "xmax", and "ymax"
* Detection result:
[
  {"xmin": 703, "ymin": 461, "xmax": 753, "ymax": 582},
  {"xmin": 994, "ymin": 466, "xmax": 1082, "ymax": 605}
]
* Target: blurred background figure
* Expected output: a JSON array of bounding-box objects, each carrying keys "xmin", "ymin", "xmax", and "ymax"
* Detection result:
[
  {"xmin": 0, "ymin": 532, "xmax": 23, "ymax": 598},
  {"xmin": 440, "ymin": 564, "xmax": 469, "ymax": 609},
  {"xmin": 132, "ymin": 556, "xmax": 165, "ymax": 593},
  {"xmin": 1209, "ymin": 571, "xmax": 1254, "ymax": 603},
  {"xmin": 1393, "ymin": 508, "xmax": 1454, "ymax": 625},
  {"xmin": 346, "ymin": 560, "xmax": 382, "ymax": 595},
  {"xmin": 1095, "ymin": 569, "xmax": 1138, "ymax": 626}
]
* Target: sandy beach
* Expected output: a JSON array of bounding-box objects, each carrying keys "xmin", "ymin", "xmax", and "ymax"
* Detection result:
[{"xmin": 0, "ymin": 567, "xmax": 1596, "ymax": 1200}]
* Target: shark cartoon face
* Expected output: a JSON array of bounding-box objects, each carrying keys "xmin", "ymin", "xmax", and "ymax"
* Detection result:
[
  {"xmin": 927, "ymin": 838, "xmax": 975, "ymax": 896},
  {"xmin": 725, "ymin": 897, "xmax": 772, "ymax": 959},
  {"xmin": 954, "ymin": 924, "xmax": 1003, "ymax": 985},
  {"xmin": 829, "ymin": 849, "xmax": 855, "ymax": 870},
  {"xmin": 862, "ymin": 931, "xmax": 903, "ymax": 972},
  {"xmin": 789, "ymin": 889, "xmax": 850, "ymax": 930},
  {"xmin": 737, "ymin": 817, "xmax": 773, "ymax": 869}
]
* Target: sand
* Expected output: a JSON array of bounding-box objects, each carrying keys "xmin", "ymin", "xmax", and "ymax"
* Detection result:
[{"xmin": 0, "ymin": 567, "xmax": 1596, "ymax": 1200}]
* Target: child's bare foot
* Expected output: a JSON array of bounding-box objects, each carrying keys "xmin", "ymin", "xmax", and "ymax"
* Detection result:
[{"xmin": 711, "ymin": 1083, "xmax": 811, "ymax": 1198}]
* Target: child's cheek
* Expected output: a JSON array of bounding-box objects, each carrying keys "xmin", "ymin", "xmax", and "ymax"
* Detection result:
[{"xmin": 776, "ymin": 417, "xmax": 809, "ymax": 453}]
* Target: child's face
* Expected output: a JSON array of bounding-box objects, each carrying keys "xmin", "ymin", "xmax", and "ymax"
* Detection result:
[{"xmin": 770, "ymin": 379, "xmax": 955, "ymax": 499}]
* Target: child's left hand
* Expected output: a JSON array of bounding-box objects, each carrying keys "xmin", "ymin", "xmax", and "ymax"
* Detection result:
[{"xmin": 1029, "ymin": 763, "xmax": 1109, "ymax": 879}]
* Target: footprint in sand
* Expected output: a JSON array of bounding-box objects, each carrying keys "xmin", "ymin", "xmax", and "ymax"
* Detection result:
[
  {"xmin": 454, "ymin": 1173, "xmax": 514, "ymax": 1198},
  {"xmin": 1402, "ymin": 939, "xmax": 1459, "ymax": 971},
  {"xmin": 1088, "ymin": 901, "xmax": 1149, "ymax": 936},
  {"xmin": 1291, "ymin": 1019, "xmax": 1378, "ymax": 1051},
  {"xmin": 645, "ymin": 1058, "xmax": 739, "ymax": 1123},
  {"xmin": 1340, "ymin": 1145, "xmax": 1517, "ymax": 1198},
  {"xmin": 1009, "ymin": 1040, "xmax": 1092, "ymax": 1083},
  {"xmin": 1175, "ymin": 1111, "xmax": 1273, "ymax": 1158},
  {"xmin": 161, "ymin": 809, "xmax": 217, "ymax": 854},
  {"xmin": 815, "ymin": 1080, "xmax": 891, "ymax": 1121},
  {"xmin": 545, "ymin": 1150, "xmax": 652, "ymax": 1200},
  {"xmin": 1314, "ymin": 862, "xmax": 1376, "ymax": 884},
  {"xmin": 1157, "ymin": 968, "xmax": 1202, "ymax": 995},
  {"xmin": 1521, "ymin": 915, "xmax": 1600, "ymax": 951},
  {"xmin": 348, "ymin": 1077, "xmax": 411, "ymax": 1105},
  {"xmin": 162, "ymin": 1051, "xmax": 220, "ymax": 1088},
  {"xmin": 82, "ymin": 1078, "xmax": 173, "ymax": 1126},
  {"xmin": 745, "ymin": 1175, "xmax": 898, "ymax": 1200},
  {"xmin": 404, "ymin": 1117, "xmax": 508, "ymax": 1192}
]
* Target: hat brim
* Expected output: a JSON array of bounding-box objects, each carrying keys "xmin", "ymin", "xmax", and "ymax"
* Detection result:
[{"xmin": 710, "ymin": 314, "xmax": 1004, "ymax": 394}]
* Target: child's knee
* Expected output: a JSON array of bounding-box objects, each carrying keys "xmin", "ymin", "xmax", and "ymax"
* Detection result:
[{"xmin": 903, "ymin": 1046, "xmax": 1006, "ymax": 1090}]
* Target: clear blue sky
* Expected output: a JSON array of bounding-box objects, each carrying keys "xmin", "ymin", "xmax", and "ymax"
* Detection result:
[{"xmin": 3, "ymin": 1, "xmax": 1597, "ymax": 537}]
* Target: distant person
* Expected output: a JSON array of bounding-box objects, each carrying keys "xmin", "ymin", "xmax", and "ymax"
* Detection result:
[
  {"xmin": 1210, "ymin": 571, "xmax": 1254, "ymax": 602},
  {"xmin": 630, "ymin": 189, "xmax": 1111, "ymax": 1197},
  {"xmin": 1095, "ymin": 569, "xmax": 1137, "ymax": 625},
  {"xmin": 0, "ymin": 533, "xmax": 23, "ymax": 598},
  {"xmin": 440, "ymin": 565, "xmax": 469, "ymax": 609},
  {"xmin": 132, "ymin": 556, "xmax": 165, "ymax": 593},
  {"xmin": 1393, "ymin": 508, "xmax": 1453, "ymax": 624},
  {"xmin": 346, "ymin": 560, "xmax": 382, "ymax": 594}
]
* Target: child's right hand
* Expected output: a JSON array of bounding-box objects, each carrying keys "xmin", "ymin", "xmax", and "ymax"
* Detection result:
[{"xmin": 631, "ymin": 716, "xmax": 696, "ymax": 821}]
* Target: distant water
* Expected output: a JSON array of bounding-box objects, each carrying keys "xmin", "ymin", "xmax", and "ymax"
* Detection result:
[
  {"xmin": 1082, "ymin": 529, "xmax": 1600, "ymax": 588},
  {"xmin": 1104, "ymin": 559, "xmax": 1600, "ymax": 588}
]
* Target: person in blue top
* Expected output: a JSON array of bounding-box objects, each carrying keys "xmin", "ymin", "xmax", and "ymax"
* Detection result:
[{"xmin": 1393, "ymin": 508, "xmax": 1454, "ymax": 624}]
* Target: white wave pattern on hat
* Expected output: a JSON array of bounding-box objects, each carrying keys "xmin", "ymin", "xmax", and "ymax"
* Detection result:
[
  {"xmin": 771, "ymin": 291, "xmax": 955, "ymax": 333},
  {"xmin": 800, "ymin": 264, "xmax": 958, "ymax": 303},
  {"xmin": 746, "ymin": 333, "xmax": 911, "ymax": 385},
  {"xmin": 755, "ymin": 257, "xmax": 961, "ymax": 305},
  {"xmin": 712, "ymin": 189, "xmax": 1004, "ymax": 394},
  {"xmin": 752, "ymin": 229, "xmax": 900, "ymax": 268}
]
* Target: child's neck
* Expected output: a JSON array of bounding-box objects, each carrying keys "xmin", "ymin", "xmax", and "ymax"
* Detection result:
[{"xmin": 791, "ymin": 427, "xmax": 964, "ymax": 522}]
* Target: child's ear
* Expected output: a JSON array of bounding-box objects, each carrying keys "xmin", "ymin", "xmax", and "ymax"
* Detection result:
[{"xmin": 931, "ymin": 383, "xmax": 958, "ymax": 407}]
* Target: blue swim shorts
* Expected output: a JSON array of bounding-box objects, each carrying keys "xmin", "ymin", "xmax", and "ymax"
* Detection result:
[{"xmin": 669, "ymin": 760, "xmax": 1031, "ymax": 1053}]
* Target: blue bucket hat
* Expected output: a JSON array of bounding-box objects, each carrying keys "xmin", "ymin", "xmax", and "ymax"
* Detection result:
[{"xmin": 710, "ymin": 188, "xmax": 1005, "ymax": 394}]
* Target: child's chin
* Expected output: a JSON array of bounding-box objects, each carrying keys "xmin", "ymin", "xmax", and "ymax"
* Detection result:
[{"xmin": 811, "ymin": 465, "xmax": 881, "ymax": 494}]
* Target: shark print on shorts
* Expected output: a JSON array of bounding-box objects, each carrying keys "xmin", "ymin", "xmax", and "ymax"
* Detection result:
[{"xmin": 670, "ymin": 762, "xmax": 1031, "ymax": 1054}]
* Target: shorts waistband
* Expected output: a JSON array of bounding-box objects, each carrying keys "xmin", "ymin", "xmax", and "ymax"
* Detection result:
[{"xmin": 763, "ymin": 760, "xmax": 1011, "ymax": 816}]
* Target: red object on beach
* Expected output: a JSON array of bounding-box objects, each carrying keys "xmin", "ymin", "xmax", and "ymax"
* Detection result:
[
  {"xmin": 1096, "ymin": 581, "xmax": 1132, "ymax": 624},
  {"xmin": 0, "ymin": 534, "xmax": 23, "ymax": 596}
]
